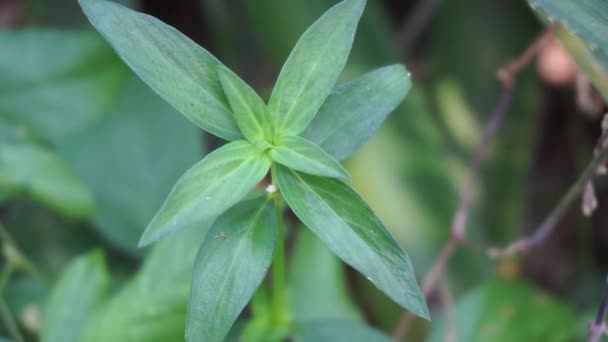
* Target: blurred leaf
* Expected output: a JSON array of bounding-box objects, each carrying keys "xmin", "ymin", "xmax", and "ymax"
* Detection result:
[
  {"xmin": 529, "ymin": 0, "xmax": 608, "ymax": 100},
  {"xmin": 58, "ymin": 74, "xmax": 203, "ymax": 252},
  {"xmin": 27, "ymin": 0, "xmax": 137, "ymax": 27},
  {"xmin": 0, "ymin": 142, "xmax": 95, "ymax": 219},
  {"xmin": 41, "ymin": 251, "xmax": 109, "ymax": 342},
  {"xmin": 430, "ymin": 278, "xmax": 578, "ymax": 342},
  {"xmin": 0, "ymin": 31, "xmax": 124, "ymax": 142},
  {"xmin": 302, "ymin": 64, "xmax": 410, "ymax": 161},
  {"xmin": 217, "ymin": 66, "xmax": 273, "ymax": 143},
  {"xmin": 239, "ymin": 0, "xmax": 395, "ymax": 69},
  {"xmin": 427, "ymin": 0, "xmax": 540, "ymax": 289},
  {"xmin": 0, "ymin": 30, "xmax": 204, "ymax": 252},
  {"xmin": 268, "ymin": 0, "xmax": 366, "ymax": 135},
  {"xmin": 288, "ymin": 227, "xmax": 361, "ymax": 322},
  {"xmin": 292, "ymin": 320, "xmax": 391, "ymax": 342},
  {"xmin": 81, "ymin": 227, "xmax": 206, "ymax": 342},
  {"xmin": 79, "ymin": 0, "xmax": 242, "ymax": 141},
  {"xmin": 186, "ymin": 197, "xmax": 276, "ymax": 342},
  {"xmin": 270, "ymin": 136, "xmax": 349, "ymax": 180},
  {"xmin": 274, "ymin": 165, "xmax": 429, "ymax": 319},
  {"xmin": 139, "ymin": 140, "xmax": 270, "ymax": 247}
]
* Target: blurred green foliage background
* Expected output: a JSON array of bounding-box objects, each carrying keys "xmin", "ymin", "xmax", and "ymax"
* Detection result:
[{"xmin": 0, "ymin": 0, "xmax": 607, "ymax": 341}]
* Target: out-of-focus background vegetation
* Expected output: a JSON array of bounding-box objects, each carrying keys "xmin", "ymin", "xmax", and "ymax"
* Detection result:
[{"xmin": 0, "ymin": 0, "xmax": 607, "ymax": 341}]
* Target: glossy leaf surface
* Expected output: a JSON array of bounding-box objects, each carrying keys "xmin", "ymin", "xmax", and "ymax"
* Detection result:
[
  {"xmin": 302, "ymin": 65, "xmax": 411, "ymax": 161},
  {"xmin": 268, "ymin": 0, "xmax": 366, "ymax": 135},
  {"xmin": 274, "ymin": 165, "xmax": 428, "ymax": 319},
  {"xmin": 140, "ymin": 140, "xmax": 270, "ymax": 246},
  {"xmin": 79, "ymin": 0, "xmax": 242, "ymax": 140},
  {"xmin": 186, "ymin": 197, "xmax": 276, "ymax": 342},
  {"xmin": 269, "ymin": 136, "xmax": 349, "ymax": 180},
  {"xmin": 217, "ymin": 66, "xmax": 273, "ymax": 143}
]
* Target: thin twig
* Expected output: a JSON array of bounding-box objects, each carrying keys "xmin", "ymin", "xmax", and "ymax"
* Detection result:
[
  {"xmin": 488, "ymin": 132, "xmax": 608, "ymax": 258},
  {"xmin": 589, "ymin": 275, "xmax": 608, "ymax": 342},
  {"xmin": 396, "ymin": 0, "xmax": 443, "ymax": 56},
  {"xmin": 392, "ymin": 27, "xmax": 555, "ymax": 341},
  {"xmin": 439, "ymin": 281, "xmax": 455, "ymax": 342}
]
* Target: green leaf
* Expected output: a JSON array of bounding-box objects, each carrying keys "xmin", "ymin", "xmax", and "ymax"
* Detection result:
[
  {"xmin": 59, "ymin": 75, "xmax": 203, "ymax": 252},
  {"xmin": 0, "ymin": 30, "xmax": 124, "ymax": 142},
  {"xmin": 81, "ymin": 226, "xmax": 206, "ymax": 341},
  {"xmin": 267, "ymin": 0, "xmax": 366, "ymax": 135},
  {"xmin": 288, "ymin": 227, "xmax": 361, "ymax": 322},
  {"xmin": 78, "ymin": 0, "xmax": 242, "ymax": 141},
  {"xmin": 139, "ymin": 140, "xmax": 270, "ymax": 246},
  {"xmin": 186, "ymin": 196, "xmax": 276, "ymax": 342},
  {"xmin": 302, "ymin": 65, "xmax": 411, "ymax": 161},
  {"xmin": 528, "ymin": 0, "xmax": 608, "ymax": 101},
  {"xmin": 217, "ymin": 66, "xmax": 274, "ymax": 143},
  {"xmin": 41, "ymin": 251, "xmax": 109, "ymax": 342},
  {"xmin": 0, "ymin": 142, "xmax": 95, "ymax": 219},
  {"xmin": 269, "ymin": 136, "xmax": 349, "ymax": 180},
  {"xmin": 292, "ymin": 320, "xmax": 391, "ymax": 342},
  {"xmin": 430, "ymin": 278, "xmax": 578, "ymax": 342},
  {"xmin": 0, "ymin": 30, "xmax": 203, "ymax": 253},
  {"xmin": 274, "ymin": 165, "xmax": 428, "ymax": 319}
]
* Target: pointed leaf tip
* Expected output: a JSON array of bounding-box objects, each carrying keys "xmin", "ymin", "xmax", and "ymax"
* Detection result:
[
  {"xmin": 138, "ymin": 141, "xmax": 270, "ymax": 246},
  {"xmin": 267, "ymin": 0, "xmax": 368, "ymax": 136}
]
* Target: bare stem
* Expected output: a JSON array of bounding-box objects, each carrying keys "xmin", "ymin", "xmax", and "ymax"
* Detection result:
[
  {"xmin": 589, "ymin": 275, "xmax": 608, "ymax": 342},
  {"xmin": 392, "ymin": 26, "xmax": 555, "ymax": 341},
  {"xmin": 396, "ymin": 0, "xmax": 443, "ymax": 55},
  {"xmin": 489, "ymin": 133, "xmax": 608, "ymax": 258}
]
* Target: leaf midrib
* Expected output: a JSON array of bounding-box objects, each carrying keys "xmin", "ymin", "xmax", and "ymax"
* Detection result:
[
  {"xmin": 277, "ymin": 12, "xmax": 346, "ymax": 130},
  {"xmin": 199, "ymin": 201, "xmax": 269, "ymax": 336}
]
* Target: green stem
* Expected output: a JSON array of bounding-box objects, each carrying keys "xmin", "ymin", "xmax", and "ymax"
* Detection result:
[
  {"xmin": 0, "ymin": 264, "xmax": 15, "ymax": 295},
  {"xmin": 271, "ymin": 194, "xmax": 286, "ymax": 322},
  {"xmin": 0, "ymin": 222, "xmax": 47, "ymax": 285},
  {"xmin": 0, "ymin": 294, "xmax": 24, "ymax": 342},
  {"xmin": 270, "ymin": 168, "xmax": 288, "ymax": 326}
]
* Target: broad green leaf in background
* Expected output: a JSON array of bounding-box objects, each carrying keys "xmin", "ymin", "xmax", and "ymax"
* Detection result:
[
  {"xmin": 0, "ymin": 30, "xmax": 123, "ymax": 142},
  {"xmin": 0, "ymin": 143, "xmax": 95, "ymax": 219},
  {"xmin": 186, "ymin": 197, "xmax": 277, "ymax": 342},
  {"xmin": 217, "ymin": 66, "xmax": 274, "ymax": 143},
  {"xmin": 139, "ymin": 140, "xmax": 270, "ymax": 246},
  {"xmin": 81, "ymin": 227, "xmax": 206, "ymax": 342},
  {"xmin": 288, "ymin": 228, "xmax": 361, "ymax": 322},
  {"xmin": 528, "ymin": 0, "xmax": 608, "ymax": 101},
  {"xmin": 58, "ymin": 75, "xmax": 203, "ymax": 252},
  {"xmin": 430, "ymin": 278, "xmax": 578, "ymax": 342},
  {"xmin": 41, "ymin": 251, "xmax": 109, "ymax": 342},
  {"xmin": 267, "ymin": 0, "xmax": 366, "ymax": 135},
  {"xmin": 302, "ymin": 65, "xmax": 411, "ymax": 161},
  {"xmin": 0, "ymin": 30, "xmax": 203, "ymax": 252},
  {"xmin": 79, "ymin": 0, "xmax": 242, "ymax": 141},
  {"xmin": 269, "ymin": 136, "xmax": 350, "ymax": 181},
  {"xmin": 236, "ymin": 0, "xmax": 395, "ymax": 71},
  {"xmin": 291, "ymin": 320, "xmax": 391, "ymax": 342},
  {"xmin": 274, "ymin": 165, "xmax": 428, "ymax": 319}
]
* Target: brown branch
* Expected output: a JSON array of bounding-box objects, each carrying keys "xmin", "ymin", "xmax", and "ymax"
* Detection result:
[
  {"xmin": 396, "ymin": 0, "xmax": 443, "ymax": 56},
  {"xmin": 438, "ymin": 281, "xmax": 455, "ymax": 342},
  {"xmin": 589, "ymin": 275, "xmax": 608, "ymax": 342},
  {"xmin": 392, "ymin": 26, "xmax": 555, "ymax": 341},
  {"xmin": 488, "ymin": 132, "xmax": 608, "ymax": 258}
]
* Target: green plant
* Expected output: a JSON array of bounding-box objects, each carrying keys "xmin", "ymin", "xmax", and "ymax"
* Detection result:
[{"xmin": 79, "ymin": 0, "xmax": 428, "ymax": 340}]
